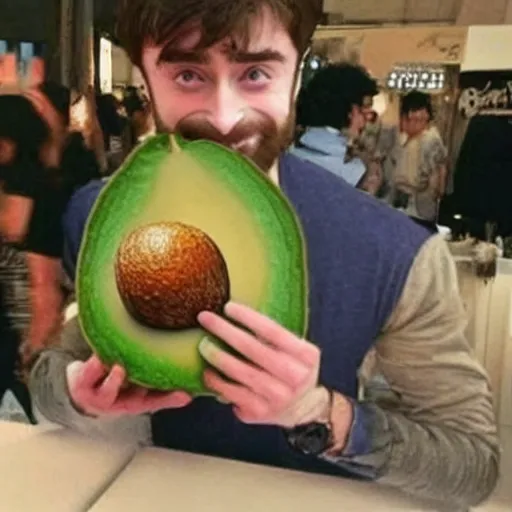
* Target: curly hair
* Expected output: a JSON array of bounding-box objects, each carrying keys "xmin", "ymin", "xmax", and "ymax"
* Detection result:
[{"xmin": 297, "ymin": 63, "xmax": 378, "ymax": 129}]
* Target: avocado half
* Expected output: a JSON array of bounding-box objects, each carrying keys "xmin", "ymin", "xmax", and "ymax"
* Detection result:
[{"xmin": 76, "ymin": 134, "xmax": 308, "ymax": 394}]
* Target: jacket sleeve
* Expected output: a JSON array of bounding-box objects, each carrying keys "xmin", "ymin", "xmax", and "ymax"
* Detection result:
[
  {"xmin": 29, "ymin": 314, "xmax": 152, "ymax": 446},
  {"xmin": 321, "ymin": 234, "xmax": 500, "ymax": 508}
]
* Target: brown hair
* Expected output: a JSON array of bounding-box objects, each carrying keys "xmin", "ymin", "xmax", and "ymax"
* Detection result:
[{"xmin": 116, "ymin": 0, "xmax": 323, "ymax": 68}]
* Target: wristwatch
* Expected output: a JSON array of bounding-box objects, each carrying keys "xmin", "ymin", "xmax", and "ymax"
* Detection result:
[{"xmin": 286, "ymin": 388, "xmax": 335, "ymax": 456}]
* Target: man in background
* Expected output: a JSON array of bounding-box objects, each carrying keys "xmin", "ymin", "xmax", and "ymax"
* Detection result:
[
  {"xmin": 391, "ymin": 91, "xmax": 448, "ymax": 232},
  {"xmin": 290, "ymin": 63, "xmax": 379, "ymax": 189}
]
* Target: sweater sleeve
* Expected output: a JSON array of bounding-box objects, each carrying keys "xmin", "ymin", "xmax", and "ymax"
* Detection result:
[
  {"xmin": 320, "ymin": 234, "xmax": 500, "ymax": 509},
  {"xmin": 29, "ymin": 313, "xmax": 152, "ymax": 446}
]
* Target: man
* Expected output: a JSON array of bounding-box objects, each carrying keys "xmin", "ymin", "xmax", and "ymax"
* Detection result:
[
  {"xmin": 391, "ymin": 91, "xmax": 448, "ymax": 232},
  {"xmin": 30, "ymin": 1, "xmax": 499, "ymax": 509},
  {"xmin": 291, "ymin": 63, "xmax": 378, "ymax": 188}
]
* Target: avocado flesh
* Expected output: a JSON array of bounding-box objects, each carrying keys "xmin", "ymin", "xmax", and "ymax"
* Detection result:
[{"xmin": 77, "ymin": 134, "xmax": 308, "ymax": 393}]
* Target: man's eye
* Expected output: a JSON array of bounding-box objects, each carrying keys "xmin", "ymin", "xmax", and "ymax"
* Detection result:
[
  {"xmin": 175, "ymin": 70, "xmax": 204, "ymax": 87},
  {"xmin": 243, "ymin": 67, "xmax": 270, "ymax": 83}
]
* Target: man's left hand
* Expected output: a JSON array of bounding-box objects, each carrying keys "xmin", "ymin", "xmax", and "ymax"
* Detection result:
[{"xmin": 198, "ymin": 302, "xmax": 329, "ymax": 429}]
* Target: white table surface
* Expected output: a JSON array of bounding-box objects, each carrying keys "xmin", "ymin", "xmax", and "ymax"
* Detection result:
[
  {"xmin": 0, "ymin": 421, "xmax": 137, "ymax": 512},
  {"xmin": 1, "ymin": 421, "xmax": 510, "ymax": 511},
  {"xmin": 90, "ymin": 447, "xmax": 442, "ymax": 512},
  {"xmin": 0, "ymin": 419, "xmax": 49, "ymax": 447}
]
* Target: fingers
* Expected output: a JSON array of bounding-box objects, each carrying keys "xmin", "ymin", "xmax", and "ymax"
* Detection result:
[
  {"xmin": 96, "ymin": 364, "xmax": 126, "ymax": 408},
  {"xmin": 199, "ymin": 339, "xmax": 294, "ymax": 406},
  {"xmin": 143, "ymin": 391, "xmax": 193, "ymax": 412},
  {"xmin": 200, "ymin": 303, "xmax": 319, "ymax": 367},
  {"xmin": 109, "ymin": 388, "xmax": 192, "ymax": 415},
  {"xmin": 73, "ymin": 356, "xmax": 108, "ymax": 390},
  {"xmin": 68, "ymin": 356, "xmax": 115, "ymax": 415},
  {"xmin": 198, "ymin": 304, "xmax": 322, "ymax": 427},
  {"xmin": 200, "ymin": 321, "xmax": 311, "ymax": 388},
  {"xmin": 67, "ymin": 355, "xmax": 193, "ymax": 417},
  {"xmin": 203, "ymin": 369, "xmax": 270, "ymax": 423},
  {"xmin": 198, "ymin": 310, "xmax": 318, "ymax": 383}
]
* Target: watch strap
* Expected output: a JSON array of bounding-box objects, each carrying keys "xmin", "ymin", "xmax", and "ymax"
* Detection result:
[{"xmin": 285, "ymin": 387, "xmax": 335, "ymax": 456}]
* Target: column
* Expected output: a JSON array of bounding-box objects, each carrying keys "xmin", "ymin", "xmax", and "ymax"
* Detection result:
[{"xmin": 60, "ymin": 0, "xmax": 94, "ymax": 92}]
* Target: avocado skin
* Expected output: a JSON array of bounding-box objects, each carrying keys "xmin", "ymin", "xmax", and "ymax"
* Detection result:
[
  {"xmin": 115, "ymin": 221, "xmax": 230, "ymax": 330},
  {"xmin": 76, "ymin": 134, "xmax": 308, "ymax": 393}
]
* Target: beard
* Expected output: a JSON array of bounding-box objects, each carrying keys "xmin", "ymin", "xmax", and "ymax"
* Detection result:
[{"xmin": 174, "ymin": 109, "xmax": 295, "ymax": 173}]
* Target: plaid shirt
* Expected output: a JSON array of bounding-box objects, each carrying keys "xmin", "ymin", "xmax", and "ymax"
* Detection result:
[{"xmin": 0, "ymin": 238, "xmax": 30, "ymax": 337}]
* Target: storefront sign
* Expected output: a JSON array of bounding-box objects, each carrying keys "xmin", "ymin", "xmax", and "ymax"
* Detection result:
[
  {"xmin": 458, "ymin": 71, "xmax": 512, "ymax": 118},
  {"xmin": 387, "ymin": 65, "xmax": 446, "ymax": 92}
]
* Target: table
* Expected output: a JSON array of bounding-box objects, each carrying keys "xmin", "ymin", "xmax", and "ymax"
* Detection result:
[
  {"xmin": 0, "ymin": 419, "xmax": 50, "ymax": 447},
  {"xmin": 0, "ymin": 421, "xmax": 444, "ymax": 512},
  {"xmin": 0, "ymin": 421, "xmax": 137, "ymax": 512},
  {"xmin": 1, "ymin": 421, "xmax": 509, "ymax": 511},
  {"xmin": 90, "ymin": 446, "xmax": 441, "ymax": 512}
]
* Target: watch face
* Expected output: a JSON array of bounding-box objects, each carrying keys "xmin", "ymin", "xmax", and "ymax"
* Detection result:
[{"xmin": 286, "ymin": 422, "xmax": 331, "ymax": 456}]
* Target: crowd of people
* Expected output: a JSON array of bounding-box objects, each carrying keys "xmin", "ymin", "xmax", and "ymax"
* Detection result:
[
  {"xmin": 0, "ymin": 73, "xmax": 154, "ymax": 420},
  {"xmin": 293, "ymin": 63, "xmax": 448, "ymax": 234}
]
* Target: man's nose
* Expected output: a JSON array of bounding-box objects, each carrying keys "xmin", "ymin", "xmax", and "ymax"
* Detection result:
[{"xmin": 206, "ymin": 83, "xmax": 244, "ymax": 135}]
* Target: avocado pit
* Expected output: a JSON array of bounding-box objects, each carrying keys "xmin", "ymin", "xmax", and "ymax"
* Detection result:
[{"xmin": 115, "ymin": 221, "xmax": 230, "ymax": 330}]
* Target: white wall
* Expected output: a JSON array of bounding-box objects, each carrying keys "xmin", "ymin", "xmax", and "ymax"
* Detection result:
[
  {"xmin": 461, "ymin": 25, "xmax": 512, "ymax": 71},
  {"xmin": 111, "ymin": 44, "xmax": 132, "ymax": 86}
]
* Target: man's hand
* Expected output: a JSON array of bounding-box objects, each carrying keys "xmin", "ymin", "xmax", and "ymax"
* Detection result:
[
  {"xmin": 198, "ymin": 302, "xmax": 328, "ymax": 429},
  {"xmin": 67, "ymin": 355, "xmax": 193, "ymax": 418}
]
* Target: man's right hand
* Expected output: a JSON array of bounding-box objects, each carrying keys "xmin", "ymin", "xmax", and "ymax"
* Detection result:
[{"xmin": 67, "ymin": 355, "xmax": 193, "ymax": 418}]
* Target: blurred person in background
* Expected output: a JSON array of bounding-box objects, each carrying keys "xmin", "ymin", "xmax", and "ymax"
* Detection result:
[
  {"xmin": 0, "ymin": 88, "xmax": 64, "ymax": 419},
  {"xmin": 290, "ymin": 63, "xmax": 381, "ymax": 192},
  {"xmin": 390, "ymin": 91, "xmax": 448, "ymax": 233},
  {"xmin": 0, "ymin": 63, "xmax": 102, "ymax": 403},
  {"xmin": 123, "ymin": 85, "xmax": 155, "ymax": 146},
  {"xmin": 68, "ymin": 86, "xmax": 108, "ymax": 176},
  {"xmin": 96, "ymin": 93, "xmax": 132, "ymax": 174}
]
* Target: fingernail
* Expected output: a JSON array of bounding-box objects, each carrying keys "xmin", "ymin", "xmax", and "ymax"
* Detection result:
[
  {"xmin": 197, "ymin": 311, "xmax": 208, "ymax": 323},
  {"xmin": 198, "ymin": 338, "xmax": 217, "ymax": 359}
]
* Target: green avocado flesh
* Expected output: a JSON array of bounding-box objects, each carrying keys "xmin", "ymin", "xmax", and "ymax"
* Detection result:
[{"xmin": 76, "ymin": 134, "xmax": 308, "ymax": 393}]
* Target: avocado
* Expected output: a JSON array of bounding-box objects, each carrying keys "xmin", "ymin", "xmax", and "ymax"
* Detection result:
[
  {"xmin": 115, "ymin": 221, "xmax": 230, "ymax": 330},
  {"xmin": 76, "ymin": 134, "xmax": 308, "ymax": 393}
]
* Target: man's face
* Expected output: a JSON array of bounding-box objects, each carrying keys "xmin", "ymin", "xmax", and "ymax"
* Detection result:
[
  {"xmin": 141, "ymin": 7, "xmax": 299, "ymax": 172},
  {"xmin": 361, "ymin": 95, "xmax": 374, "ymax": 119},
  {"xmin": 349, "ymin": 95, "xmax": 373, "ymax": 135},
  {"xmin": 403, "ymin": 108, "xmax": 430, "ymax": 137}
]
